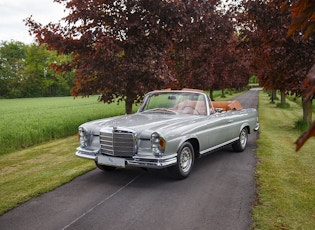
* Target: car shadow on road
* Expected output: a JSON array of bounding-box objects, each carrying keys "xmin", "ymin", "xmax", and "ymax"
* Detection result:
[{"xmin": 87, "ymin": 145, "xmax": 241, "ymax": 187}]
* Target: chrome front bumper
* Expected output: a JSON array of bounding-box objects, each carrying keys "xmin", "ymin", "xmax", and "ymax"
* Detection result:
[{"xmin": 76, "ymin": 147, "xmax": 177, "ymax": 169}]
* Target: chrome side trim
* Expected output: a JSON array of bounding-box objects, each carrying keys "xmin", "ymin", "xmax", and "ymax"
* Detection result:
[{"xmin": 199, "ymin": 138, "xmax": 239, "ymax": 155}]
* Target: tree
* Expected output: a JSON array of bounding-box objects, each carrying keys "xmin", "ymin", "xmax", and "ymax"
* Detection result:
[
  {"xmin": 0, "ymin": 41, "xmax": 26, "ymax": 98},
  {"xmin": 238, "ymin": 0, "xmax": 314, "ymax": 107},
  {"xmin": 170, "ymin": 1, "xmax": 230, "ymax": 90},
  {"xmin": 26, "ymin": 0, "xmax": 188, "ymax": 114},
  {"xmin": 210, "ymin": 33, "xmax": 251, "ymax": 97},
  {"xmin": 17, "ymin": 44, "xmax": 73, "ymax": 98},
  {"xmin": 286, "ymin": 0, "xmax": 315, "ymax": 38},
  {"xmin": 0, "ymin": 41, "xmax": 73, "ymax": 98},
  {"xmin": 237, "ymin": 0, "xmax": 315, "ymax": 151},
  {"xmin": 281, "ymin": 0, "xmax": 315, "ymax": 150},
  {"xmin": 26, "ymin": 0, "xmax": 250, "ymax": 113},
  {"xmin": 21, "ymin": 44, "xmax": 52, "ymax": 97},
  {"xmin": 171, "ymin": 1, "xmax": 250, "ymax": 96}
]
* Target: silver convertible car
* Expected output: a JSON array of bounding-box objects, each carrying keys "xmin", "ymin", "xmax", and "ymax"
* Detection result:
[{"xmin": 76, "ymin": 89, "xmax": 259, "ymax": 179}]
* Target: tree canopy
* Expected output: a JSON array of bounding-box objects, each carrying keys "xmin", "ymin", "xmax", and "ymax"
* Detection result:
[
  {"xmin": 281, "ymin": 0, "xmax": 315, "ymax": 151},
  {"xmin": 0, "ymin": 41, "xmax": 26, "ymax": 97},
  {"xmin": 0, "ymin": 41, "xmax": 73, "ymax": 98},
  {"xmin": 239, "ymin": 0, "xmax": 314, "ymax": 99},
  {"xmin": 25, "ymin": 0, "xmax": 250, "ymax": 113},
  {"xmin": 26, "ymin": 0, "xmax": 176, "ymax": 113}
]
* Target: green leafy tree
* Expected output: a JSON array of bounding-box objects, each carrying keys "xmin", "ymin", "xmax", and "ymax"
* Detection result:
[
  {"xmin": 0, "ymin": 41, "xmax": 73, "ymax": 98},
  {"xmin": 50, "ymin": 53, "xmax": 74, "ymax": 96},
  {"xmin": 20, "ymin": 44, "xmax": 70, "ymax": 97},
  {"xmin": 0, "ymin": 41, "xmax": 26, "ymax": 98},
  {"xmin": 21, "ymin": 44, "xmax": 50, "ymax": 97}
]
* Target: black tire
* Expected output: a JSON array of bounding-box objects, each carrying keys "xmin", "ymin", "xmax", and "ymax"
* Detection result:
[
  {"xmin": 95, "ymin": 161, "xmax": 116, "ymax": 171},
  {"xmin": 232, "ymin": 127, "xmax": 248, "ymax": 152},
  {"xmin": 168, "ymin": 142, "xmax": 195, "ymax": 179}
]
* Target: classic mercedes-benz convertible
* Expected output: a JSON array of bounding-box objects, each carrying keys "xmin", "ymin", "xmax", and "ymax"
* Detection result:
[{"xmin": 76, "ymin": 89, "xmax": 259, "ymax": 179}]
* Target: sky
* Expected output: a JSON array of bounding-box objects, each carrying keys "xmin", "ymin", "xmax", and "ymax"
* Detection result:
[{"xmin": 0, "ymin": 0, "xmax": 67, "ymax": 44}]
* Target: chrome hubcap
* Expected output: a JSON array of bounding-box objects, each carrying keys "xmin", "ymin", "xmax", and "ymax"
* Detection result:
[
  {"xmin": 240, "ymin": 129, "xmax": 247, "ymax": 148},
  {"xmin": 180, "ymin": 147, "xmax": 192, "ymax": 173}
]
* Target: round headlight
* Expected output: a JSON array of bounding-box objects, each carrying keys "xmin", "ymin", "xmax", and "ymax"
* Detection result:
[
  {"xmin": 151, "ymin": 132, "xmax": 165, "ymax": 154},
  {"xmin": 78, "ymin": 127, "xmax": 89, "ymax": 147},
  {"xmin": 151, "ymin": 133, "xmax": 160, "ymax": 145}
]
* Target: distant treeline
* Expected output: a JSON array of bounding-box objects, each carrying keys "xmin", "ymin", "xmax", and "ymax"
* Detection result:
[{"xmin": 0, "ymin": 41, "xmax": 74, "ymax": 98}]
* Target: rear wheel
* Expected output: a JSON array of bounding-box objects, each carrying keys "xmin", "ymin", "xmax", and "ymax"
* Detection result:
[
  {"xmin": 95, "ymin": 161, "xmax": 116, "ymax": 171},
  {"xmin": 232, "ymin": 127, "xmax": 248, "ymax": 152},
  {"xmin": 168, "ymin": 142, "xmax": 194, "ymax": 179}
]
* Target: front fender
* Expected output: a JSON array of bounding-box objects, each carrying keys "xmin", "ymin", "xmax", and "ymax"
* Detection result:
[
  {"xmin": 166, "ymin": 134, "xmax": 199, "ymax": 156},
  {"xmin": 240, "ymin": 123, "xmax": 250, "ymax": 134}
]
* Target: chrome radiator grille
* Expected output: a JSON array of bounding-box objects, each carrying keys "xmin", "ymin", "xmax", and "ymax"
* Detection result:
[{"xmin": 100, "ymin": 128, "xmax": 137, "ymax": 157}]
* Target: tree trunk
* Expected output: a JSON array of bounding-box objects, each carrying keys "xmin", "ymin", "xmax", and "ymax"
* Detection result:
[
  {"xmin": 221, "ymin": 89, "xmax": 225, "ymax": 98},
  {"xmin": 125, "ymin": 93, "xmax": 134, "ymax": 114},
  {"xmin": 280, "ymin": 90, "xmax": 286, "ymax": 104},
  {"xmin": 270, "ymin": 89, "xmax": 277, "ymax": 103},
  {"xmin": 302, "ymin": 97, "xmax": 313, "ymax": 125},
  {"xmin": 209, "ymin": 89, "xmax": 214, "ymax": 101}
]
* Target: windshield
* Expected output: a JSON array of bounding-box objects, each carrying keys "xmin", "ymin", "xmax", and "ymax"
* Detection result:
[{"xmin": 139, "ymin": 92, "xmax": 208, "ymax": 115}]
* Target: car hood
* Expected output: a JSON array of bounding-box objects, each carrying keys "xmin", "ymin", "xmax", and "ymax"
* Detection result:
[{"xmin": 81, "ymin": 112, "xmax": 204, "ymax": 139}]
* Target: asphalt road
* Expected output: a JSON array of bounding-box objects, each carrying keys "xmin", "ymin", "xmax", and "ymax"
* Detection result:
[{"xmin": 0, "ymin": 89, "xmax": 260, "ymax": 230}]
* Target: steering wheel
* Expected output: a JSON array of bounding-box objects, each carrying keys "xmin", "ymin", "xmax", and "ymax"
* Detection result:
[{"xmin": 181, "ymin": 106, "xmax": 200, "ymax": 114}]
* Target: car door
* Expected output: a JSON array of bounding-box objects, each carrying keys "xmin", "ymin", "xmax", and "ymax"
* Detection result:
[
  {"xmin": 223, "ymin": 110, "xmax": 248, "ymax": 141},
  {"xmin": 196, "ymin": 113, "xmax": 232, "ymax": 154},
  {"xmin": 208, "ymin": 113, "xmax": 233, "ymax": 146}
]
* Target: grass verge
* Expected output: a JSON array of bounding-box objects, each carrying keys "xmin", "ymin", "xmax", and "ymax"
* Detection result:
[
  {"xmin": 252, "ymin": 91, "xmax": 315, "ymax": 229},
  {"xmin": 0, "ymin": 136, "xmax": 95, "ymax": 215}
]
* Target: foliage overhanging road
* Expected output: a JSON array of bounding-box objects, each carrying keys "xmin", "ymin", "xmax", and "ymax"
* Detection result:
[{"xmin": 0, "ymin": 89, "xmax": 260, "ymax": 230}]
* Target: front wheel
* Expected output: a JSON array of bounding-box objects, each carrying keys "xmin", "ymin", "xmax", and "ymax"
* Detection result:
[
  {"xmin": 232, "ymin": 127, "xmax": 248, "ymax": 152},
  {"xmin": 168, "ymin": 142, "xmax": 195, "ymax": 179}
]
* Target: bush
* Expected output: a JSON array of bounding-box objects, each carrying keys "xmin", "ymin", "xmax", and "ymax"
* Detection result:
[{"xmin": 294, "ymin": 119, "xmax": 310, "ymax": 132}]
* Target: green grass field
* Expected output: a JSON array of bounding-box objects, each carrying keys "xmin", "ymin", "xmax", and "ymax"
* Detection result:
[{"xmin": 0, "ymin": 96, "xmax": 129, "ymax": 155}]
